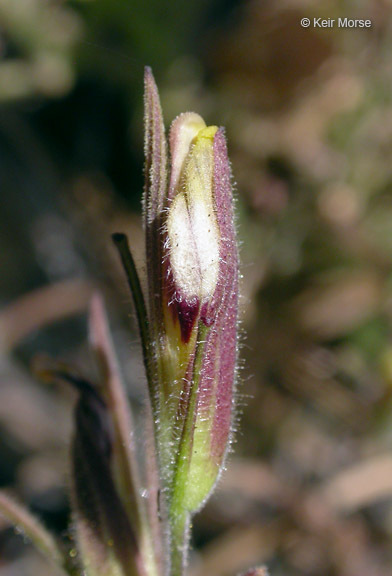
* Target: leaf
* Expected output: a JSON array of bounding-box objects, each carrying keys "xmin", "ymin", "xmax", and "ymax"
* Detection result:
[
  {"xmin": 71, "ymin": 382, "xmax": 139, "ymax": 576},
  {"xmin": 88, "ymin": 293, "xmax": 142, "ymax": 523},
  {"xmin": 33, "ymin": 359, "xmax": 140, "ymax": 576}
]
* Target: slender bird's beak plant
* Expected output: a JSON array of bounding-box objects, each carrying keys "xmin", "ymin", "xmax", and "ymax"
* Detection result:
[{"xmin": 0, "ymin": 68, "xmax": 267, "ymax": 576}]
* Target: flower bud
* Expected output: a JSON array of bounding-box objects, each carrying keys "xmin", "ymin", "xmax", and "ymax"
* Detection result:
[
  {"xmin": 143, "ymin": 68, "xmax": 239, "ymax": 519},
  {"xmin": 168, "ymin": 126, "xmax": 239, "ymax": 512}
]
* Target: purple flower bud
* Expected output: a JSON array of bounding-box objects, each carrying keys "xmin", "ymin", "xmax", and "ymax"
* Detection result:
[
  {"xmin": 143, "ymin": 69, "xmax": 239, "ymax": 517},
  {"xmin": 170, "ymin": 126, "xmax": 239, "ymax": 512}
]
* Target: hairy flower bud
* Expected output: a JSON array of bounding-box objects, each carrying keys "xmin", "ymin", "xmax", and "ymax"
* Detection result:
[
  {"xmin": 169, "ymin": 126, "xmax": 239, "ymax": 512},
  {"xmin": 143, "ymin": 69, "xmax": 239, "ymax": 526}
]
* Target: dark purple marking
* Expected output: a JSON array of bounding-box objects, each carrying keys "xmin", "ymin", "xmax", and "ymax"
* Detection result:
[{"xmin": 174, "ymin": 298, "xmax": 200, "ymax": 343}]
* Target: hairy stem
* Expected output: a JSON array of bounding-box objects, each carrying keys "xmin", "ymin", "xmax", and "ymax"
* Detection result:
[
  {"xmin": 169, "ymin": 508, "xmax": 189, "ymax": 576},
  {"xmin": 168, "ymin": 323, "xmax": 209, "ymax": 575}
]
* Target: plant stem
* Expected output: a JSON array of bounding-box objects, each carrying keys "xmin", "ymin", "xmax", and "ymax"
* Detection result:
[
  {"xmin": 169, "ymin": 507, "xmax": 189, "ymax": 576},
  {"xmin": 167, "ymin": 323, "xmax": 209, "ymax": 575}
]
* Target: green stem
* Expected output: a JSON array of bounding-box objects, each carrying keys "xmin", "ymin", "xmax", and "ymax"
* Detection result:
[
  {"xmin": 169, "ymin": 508, "xmax": 189, "ymax": 576},
  {"xmin": 168, "ymin": 323, "xmax": 209, "ymax": 575}
]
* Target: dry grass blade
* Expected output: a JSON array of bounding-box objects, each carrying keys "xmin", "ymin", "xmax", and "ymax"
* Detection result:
[
  {"xmin": 0, "ymin": 491, "xmax": 67, "ymax": 572},
  {"xmin": 317, "ymin": 454, "xmax": 392, "ymax": 513},
  {"xmin": 0, "ymin": 280, "xmax": 93, "ymax": 351}
]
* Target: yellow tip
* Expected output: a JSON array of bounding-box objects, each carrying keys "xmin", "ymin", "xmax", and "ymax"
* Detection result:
[{"xmin": 195, "ymin": 125, "xmax": 218, "ymax": 142}]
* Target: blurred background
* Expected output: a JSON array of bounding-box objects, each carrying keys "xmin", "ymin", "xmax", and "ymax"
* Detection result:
[{"xmin": 1, "ymin": 0, "xmax": 392, "ymax": 575}]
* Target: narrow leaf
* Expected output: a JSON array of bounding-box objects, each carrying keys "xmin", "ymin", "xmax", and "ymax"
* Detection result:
[
  {"xmin": 143, "ymin": 67, "xmax": 167, "ymax": 391},
  {"xmin": 143, "ymin": 66, "xmax": 167, "ymax": 226},
  {"xmin": 111, "ymin": 233, "xmax": 156, "ymax": 411}
]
